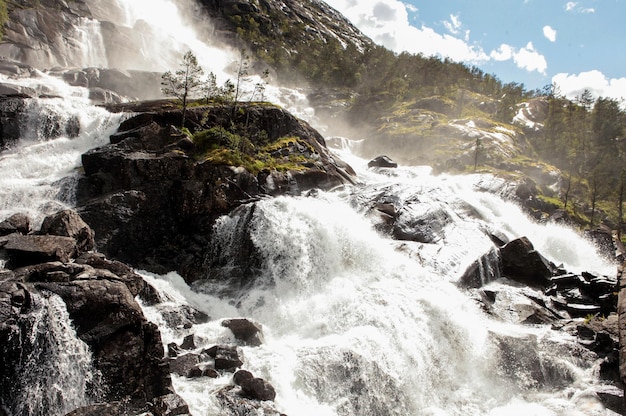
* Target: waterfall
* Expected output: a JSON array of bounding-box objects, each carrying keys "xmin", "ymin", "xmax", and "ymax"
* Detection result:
[
  {"xmin": 0, "ymin": 292, "xmax": 101, "ymax": 416},
  {"xmin": 73, "ymin": 18, "xmax": 109, "ymax": 68},
  {"xmin": 0, "ymin": 73, "xmax": 122, "ymax": 226},
  {"xmin": 0, "ymin": 0, "xmax": 621, "ymax": 415},
  {"xmin": 139, "ymin": 181, "xmax": 618, "ymax": 415}
]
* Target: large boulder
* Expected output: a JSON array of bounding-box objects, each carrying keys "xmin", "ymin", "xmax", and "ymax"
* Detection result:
[
  {"xmin": 40, "ymin": 209, "xmax": 95, "ymax": 254},
  {"xmin": 499, "ymin": 237, "xmax": 554, "ymax": 287},
  {"xmin": 222, "ymin": 318, "xmax": 264, "ymax": 346},
  {"xmin": 204, "ymin": 345, "xmax": 245, "ymax": 371},
  {"xmin": 3, "ymin": 234, "xmax": 78, "ymax": 267},
  {"xmin": 76, "ymin": 103, "xmax": 356, "ymax": 282},
  {"xmin": 0, "ymin": 213, "xmax": 30, "ymax": 236},
  {"xmin": 0, "ymin": 210, "xmax": 179, "ymax": 414}
]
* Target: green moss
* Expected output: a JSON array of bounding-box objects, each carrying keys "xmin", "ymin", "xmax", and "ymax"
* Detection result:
[
  {"xmin": 0, "ymin": 0, "xmax": 8, "ymax": 41},
  {"xmin": 191, "ymin": 128, "xmax": 315, "ymax": 174}
]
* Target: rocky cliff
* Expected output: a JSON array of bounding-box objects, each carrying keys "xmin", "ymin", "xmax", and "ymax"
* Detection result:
[{"xmin": 76, "ymin": 100, "xmax": 356, "ymax": 281}]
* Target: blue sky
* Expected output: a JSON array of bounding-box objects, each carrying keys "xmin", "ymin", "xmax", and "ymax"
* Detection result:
[{"xmin": 325, "ymin": 0, "xmax": 626, "ymax": 102}]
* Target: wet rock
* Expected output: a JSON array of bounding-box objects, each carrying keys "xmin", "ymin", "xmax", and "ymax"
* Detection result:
[
  {"xmin": 168, "ymin": 342, "xmax": 182, "ymax": 358},
  {"xmin": 65, "ymin": 402, "xmax": 124, "ymax": 416},
  {"xmin": 76, "ymin": 104, "xmax": 355, "ymax": 283},
  {"xmin": 1, "ymin": 262, "xmax": 174, "ymax": 413},
  {"xmin": 0, "ymin": 213, "xmax": 30, "ymax": 236},
  {"xmin": 204, "ymin": 345, "xmax": 244, "ymax": 371},
  {"xmin": 4, "ymin": 234, "xmax": 77, "ymax": 267},
  {"xmin": 186, "ymin": 364, "xmax": 219, "ymax": 379},
  {"xmin": 151, "ymin": 393, "xmax": 191, "ymax": 416},
  {"xmin": 233, "ymin": 369, "xmax": 254, "ymax": 385},
  {"xmin": 0, "ymin": 97, "xmax": 28, "ymax": 150},
  {"xmin": 216, "ymin": 386, "xmax": 285, "ymax": 416},
  {"xmin": 492, "ymin": 333, "xmax": 578, "ymax": 389},
  {"xmin": 40, "ymin": 209, "xmax": 95, "ymax": 255},
  {"xmin": 155, "ymin": 303, "xmax": 210, "ymax": 329},
  {"xmin": 73, "ymin": 252, "xmax": 146, "ymax": 297},
  {"xmin": 392, "ymin": 203, "xmax": 451, "ymax": 244},
  {"xmin": 168, "ymin": 353, "xmax": 201, "ymax": 376},
  {"xmin": 222, "ymin": 318, "xmax": 264, "ymax": 346},
  {"xmin": 368, "ymin": 155, "xmax": 398, "ymax": 168},
  {"xmin": 180, "ymin": 333, "xmax": 196, "ymax": 350},
  {"xmin": 500, "ymin": 237, "xmax": 554, "ymax": 287},
  {"xmin": 240, "ymin": 377, "xmax": 277, "ymax": 401}
]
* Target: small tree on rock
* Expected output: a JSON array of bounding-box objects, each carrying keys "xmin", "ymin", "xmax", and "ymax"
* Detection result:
[{"xmin": 161, "ymin": 50, "xmax": 204, "ymax": 128}]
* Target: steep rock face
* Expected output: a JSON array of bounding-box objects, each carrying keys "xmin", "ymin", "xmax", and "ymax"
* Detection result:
[
  {"xmin": 0, "ymin": 210, "xmax": 186, "ymax": 415},
  {"xmin": 76, "ymin": 101, "xmax": 355, "ymax": 282},
  {"xmin": 0, "ymin": 0, "xmax": 93, "ymax": 69},
  {"xmin": 198, "ymin": 0, "xmax": 372, "ymax": 51}
]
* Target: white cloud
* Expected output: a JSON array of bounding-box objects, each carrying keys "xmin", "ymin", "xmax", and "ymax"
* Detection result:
[
  {"xmin": 325, "ymin": 0, "xmax": 547, "ymax": 74},
  {"xmin": 324, "ymin": 0, "xmax": 489, "ymax": 63},
  {"xmin": 490, "ymin": 44, "xmax": 514, "ymax": 61},
  {"xmin": 444, "ymin": 14, "xmax": 462, "ymax": 35},
  {"xmin": 543, "ymin": 25, "xmax": 557, "ymax": 42},
  {"xmin": 514, "ymin": 42, "xmax": 547, "ymax": 74},
  {"xmin": 552, "ymin": 70, "xmax": 626, "ymax": 103},
  {"xmin": 403, "ymin": 3, "xmax": 418, "ymax": 13},
  {"xmin": 490, "ymin": 42, "xmax": 547, "ymax": 74},
  {"xmin": 565, "ymin": 1, "xmax": 595, "ymax": 13}
]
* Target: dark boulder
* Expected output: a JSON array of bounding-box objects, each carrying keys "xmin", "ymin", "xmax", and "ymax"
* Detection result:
[
  {"xmin": 151, "ymin": 393, "xmax": 191, "ymax": 416},
  {"xmin": 368, "ymin": 155, "xmax": 398, "ymax": 168},
  {"xmin": 0, "ymin": 97, "xmax": 28, "ymax": 150},
  {"xmin": 233, "ymin": 369, "xmax": 254, "ymax": 386},
  {"xmin": 216, "ymin": 386, "xmax": 285, "ymax": 416},
  {"xmin": 0, "ymin": 213, "xmax": 30, "ymax": 236},
  {"xmin": 186, "ymin": 364, "xmax": 219, "ymax": 379},
  {"xmin": 500, "ymin": 237, "xmax": 554, "ymax": 287},
  {"xmin": 168, "ymin": 353, "xmax": 202, "ymax": 376},
  {"xmin": 4, "ymin": 234, "xmax": 77, "ymax": 267},
  {"xmin": 65, "ymin": 403, "xmax": 124, "ymax": 416},
  {"xmin": 240, "ymin": 377, "xmax": 277, "ymax": 401},
  {"xmin": 76, "ymin": 103, "xmax": 355, "ymax": 283},
  {"xmin": 0, "ymin": 209, "xmax": 180, "ymax": 413},
  {"xmin": 73, "ymin": 252, "xmax": 146, "ymax": 298},
  {"xmin": 40, "ymin": 209, "xmax": 95, "ymax": 254},
  {"xmin": 222, "ymin": 318, "xmax": 264, "ymax": 346},
  {"xmin": 204, "ymin": 345, "xmax": 244, "ymax": 371}
]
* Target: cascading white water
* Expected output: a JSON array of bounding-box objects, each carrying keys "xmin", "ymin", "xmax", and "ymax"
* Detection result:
[
  {"xmin": 0, "ymin": 0, "xmax": 622, "ymax": 415},
  {"xmin": 0, "ymin": 73, "xmax": 122, "ymax": 226},
  {"xmin": 92, "ymin": 0, "xmax": 317, "ymax": 121},
  {"xmin": 1, "ymin": 292, "xmax": 101, "ymax": 416},
  {"xmin": 139, "ymin": 172, "xmax": 619, "ymax": 415}
]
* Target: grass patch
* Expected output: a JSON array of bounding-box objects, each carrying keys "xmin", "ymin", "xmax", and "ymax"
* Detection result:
[{"xmin": 191, "ymin": 128, "xmax": 316, "ymax": 174}]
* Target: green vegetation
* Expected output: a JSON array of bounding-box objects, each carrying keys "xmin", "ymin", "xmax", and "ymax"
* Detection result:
[
  {"xmin": 0, "ymin": 0, "xmax": 8, "ymax": 41},
  {"xmin": 189, "ymin": 126, "xmax": 315, "ymax": 174},
  {"xmin": 205, "ymin": 2, "xmax": 626, "ymax": 230}
]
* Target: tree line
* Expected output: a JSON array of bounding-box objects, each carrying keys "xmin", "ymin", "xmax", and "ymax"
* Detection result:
[{"xmin": 526, "ymin": 87, "xmax": 625, "ymax": 229}]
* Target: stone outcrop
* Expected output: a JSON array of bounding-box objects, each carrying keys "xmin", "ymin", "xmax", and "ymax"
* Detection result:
[
  {"xmin": 222, "ymin": 318, "xmax": 265, "ymax": 346},
  {"xmin": 499, "ymin": 237, "xmax": 554, "ymax": 288},
  {"xmin": 618, "ymin": 260, "xmax": 626, "ymax": 408},
  {"xmin": 367, "ymin": 155, "xmax": 398, "ymax": 168},
  {"xmin": 0, "ymin": 210, "xmax": 188, "ymax": 415},
  {"xmin": 76, "ymin": 101, "xmax": 355, "ymax": 282}
]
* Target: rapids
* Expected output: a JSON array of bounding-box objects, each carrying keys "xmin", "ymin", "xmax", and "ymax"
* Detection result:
[
  {"xmin": 0, "ymin": 0, "xmax": 621, "ymax": 415},
  {"xmin": 139, "ymin": 153, "xmax": 620, "ymax": 416}
]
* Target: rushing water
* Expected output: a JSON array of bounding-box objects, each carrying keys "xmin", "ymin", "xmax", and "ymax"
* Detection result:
[
  {"xmin": 0, "ymin": 73, "xmax": 122, "ymax": 226},
  {"xmin": 138, "ymin": 153, "xmax": 619, "ymax": 416},
  {"xmin": 1, "ymin": 293, "xmax": 102, "ymax": 416},
  {"xmin": 0, "ymin": 0, "xmax": 622, "ymax": 415}
]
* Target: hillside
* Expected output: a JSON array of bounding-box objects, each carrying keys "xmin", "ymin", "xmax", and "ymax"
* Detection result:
[
  {"xmin": 194, "ymin": 0, "xmax": 625, "ymax": 231},
  {"xmin": 0, "ymin": 0, "xmax": 624, "ymax": 230}
]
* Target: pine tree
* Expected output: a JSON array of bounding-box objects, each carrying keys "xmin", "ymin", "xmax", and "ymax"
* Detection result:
[{"xmin": 161, "ymin": 51, "xmax": 205, "ymax": 128}]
